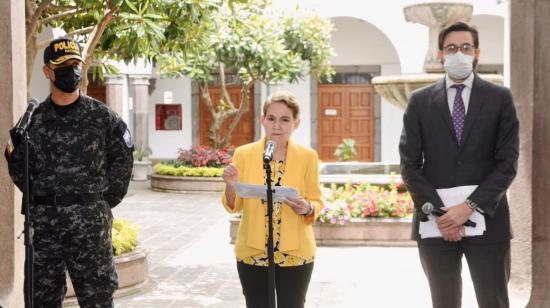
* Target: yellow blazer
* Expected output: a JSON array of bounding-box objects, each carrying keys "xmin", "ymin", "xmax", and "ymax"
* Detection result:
[{"xmin": 222, "ymin": 138, "xmax": 323, "ymax": 260}]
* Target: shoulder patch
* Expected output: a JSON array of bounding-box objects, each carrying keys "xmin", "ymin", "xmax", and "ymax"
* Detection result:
[
  {"xmin": 123, "ymin": 129, "xmax": 134, "ymax": 148},
  {"xmin": 4, "ymin": 138, "xmax": 14, "ymax": 160}
]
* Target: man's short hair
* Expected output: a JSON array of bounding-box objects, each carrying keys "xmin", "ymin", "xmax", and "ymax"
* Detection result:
[{"xmin": 438, "ymin": 22, "xmax": 479, "ymax": 50}]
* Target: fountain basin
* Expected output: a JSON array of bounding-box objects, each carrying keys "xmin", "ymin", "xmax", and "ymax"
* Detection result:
[{"xmin": 372, "ymin": 73, "xmax": 503, "ymax": 109}]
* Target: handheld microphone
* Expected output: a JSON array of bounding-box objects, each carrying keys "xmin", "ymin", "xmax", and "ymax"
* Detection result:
[
  {"xmin": 421, "ymin": 202, "xmax": 476, "ymax": 228},
  {"xmin": 263, "ymin": 140, "xmax": 276, "ymax": 163},
  {"xmin": 15, "ymin": 98, "xmax": 40, "ymax": 135}
]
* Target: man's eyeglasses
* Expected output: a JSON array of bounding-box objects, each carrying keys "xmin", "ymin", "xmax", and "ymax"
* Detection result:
[{"xmin": 443, "ymin": 43, "xmax": 476, "ymax": 54}]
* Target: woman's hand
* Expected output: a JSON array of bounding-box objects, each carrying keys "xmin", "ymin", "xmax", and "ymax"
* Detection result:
[
  {"xmin": 285, "ymin": 197, "xmax": 313, "ymax": 216},
  {"xmin": 223, "ymin": 163, "xmax": 239, "ymax": 188}
]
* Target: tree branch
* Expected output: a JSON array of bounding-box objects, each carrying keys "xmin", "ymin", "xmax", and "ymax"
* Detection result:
[
  {"xmin": 27, "ymin": 0, "xmax": 52, "ymax": 46},
  {"xmin": 82, "ymin": 5, "xmax": 119, "ymax": 67},
  {"xmin": 46, "ymin": 4, "xmax": 78, "ymax": 12},
  {"xmin": 218, "ymin": 63, "xmax": 236, "ymax": 110},
  {"xmin": 200, "ymin": 84, "xmax": 217, "ymax": 119},
  {"xmin": 66, "ymin": 26, "xmax": 95, "ymax": 37},
  {"xmin": 39, "ymin": 7, "xmax": 87, "ymax": 24},
  {"xmin": 222, "ymin": 81, "xmax": 253, "ymax": 146}
]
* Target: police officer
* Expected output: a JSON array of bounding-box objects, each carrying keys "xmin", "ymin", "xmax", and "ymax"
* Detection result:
[{"xmin": 5, "ymin": 37, "xmax": 133, "ymax": 307}]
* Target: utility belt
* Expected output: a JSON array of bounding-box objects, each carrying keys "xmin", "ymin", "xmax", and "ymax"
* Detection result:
[{"xmin": 33, "ymin": 192, "xmax": 103, "ymax": 206}]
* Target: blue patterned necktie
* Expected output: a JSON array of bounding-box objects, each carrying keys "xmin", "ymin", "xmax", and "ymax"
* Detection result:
[{"xmin": 451, "ymin": 84, "xmax": 466, "ymax": 144}]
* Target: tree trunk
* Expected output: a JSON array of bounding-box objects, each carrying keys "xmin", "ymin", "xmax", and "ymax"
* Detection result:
[
  {"xmin": 25, "ymin": 0, "xmax": 49, "ymax": 98},
  {"xmin": 79, "ymin": 3, "xmax": 118, "ymax": 95},
  {"xmin": 219, "ymin": 81, "xmax": 253, "ymax": 148},
  {"xmin": 26, "ymin": 34, "xmax": 38, "ymax": 98}
]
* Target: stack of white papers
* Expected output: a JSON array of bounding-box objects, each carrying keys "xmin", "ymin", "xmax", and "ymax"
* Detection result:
[
  {"xmin": 419, "ymin": 185, "xmax": 486, "ymax": 239},
  {"xmin": 235, "ymin": 183, "xmax": 300, "ymax": 202}
]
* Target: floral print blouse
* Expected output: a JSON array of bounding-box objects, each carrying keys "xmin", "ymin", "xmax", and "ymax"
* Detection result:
[{"xmin": 238, "ymin": 160, "xmax": 315, "ymax": 267}]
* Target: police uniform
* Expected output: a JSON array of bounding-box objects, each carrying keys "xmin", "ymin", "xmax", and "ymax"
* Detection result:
[{"xmin": 5, "ymin": 37, "xmax": 133, "ymax": 308}]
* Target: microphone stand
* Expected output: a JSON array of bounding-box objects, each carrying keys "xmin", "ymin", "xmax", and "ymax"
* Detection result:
[
  {"xmin": 264, "ymin": 158, "xmax": 276, "ymax": 308},
  {"xmin": 22, "ymin": 131, "xmax": 34, "ymax": 308}
]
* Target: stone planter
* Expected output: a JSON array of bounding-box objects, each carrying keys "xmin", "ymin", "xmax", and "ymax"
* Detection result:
[
  {"xmin": 150, "ymin": 174, "xmax": 225, "ymax": 192},
  {"xmin": 63, "ymin": 246, "xmax": 149, "ymax": 306},
  {"xmin": 132, "ymin": 161, "xmax": 151, "ymax": 181},
  {"xmin": 319, "ymin": 162, "xmax": 402, "ymax": 185},
  {"xmin": 229, "ymin": 217, "xmax": 415, "ymax": 247}
]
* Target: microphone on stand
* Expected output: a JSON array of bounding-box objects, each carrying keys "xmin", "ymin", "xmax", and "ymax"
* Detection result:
[
  {"xmin": 421, "ymin": 202, "xmax": 476, "ymax": 227},
  {"xmin": 15, "ymin": 98, "xmax": 40, "ymax": 135},
  {"xmin": 263, "ymin": 140, "xmax": 276, "ymax": 163}
]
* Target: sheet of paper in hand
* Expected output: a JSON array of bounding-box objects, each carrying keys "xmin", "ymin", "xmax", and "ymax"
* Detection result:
[
  {"xmin": 235, "ymin": 183, "xmax": 300, "ymax": 202},
  {"xmin": 419, "ymin": 185, "xmax": 486, "ymax": 239}
]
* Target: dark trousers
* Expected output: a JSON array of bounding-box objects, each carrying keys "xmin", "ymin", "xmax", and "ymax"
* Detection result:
[
  {"xmin": 237, "ymin": 261, "xmax": 314, "ymax": 308},
  {"xmin": 418, "ymin": 240, "xmax": 511, "ymax": 308},
  {"xmin": 31, "ymin": 201, "xmax": 117, "ymax": 308}
]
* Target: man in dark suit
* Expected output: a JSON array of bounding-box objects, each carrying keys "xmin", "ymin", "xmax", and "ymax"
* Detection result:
[{"xmin": 399, "ymin": 22, "xmax": 519, "ymax": 308}]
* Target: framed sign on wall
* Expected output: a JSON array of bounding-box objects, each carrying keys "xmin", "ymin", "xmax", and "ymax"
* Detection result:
[{"xmin": 155, "ymin": 104, "xmax": 182, "ymax": 130}]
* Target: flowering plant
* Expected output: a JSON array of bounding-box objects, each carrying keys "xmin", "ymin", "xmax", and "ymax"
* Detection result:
[
  {"xmin": 318, "ymin": 200, "xmax": 350, "ymax": 225},
  {"xmin": 319, "ymin": 180, "xmax": 413, "ymax": 225},
  {"xmin": 177, "ymin": 146, "xmax": 234, "ymax": 168},
  {"xmin": 112, "ymin": 219, "xmax": 139, "ymax": 256}
]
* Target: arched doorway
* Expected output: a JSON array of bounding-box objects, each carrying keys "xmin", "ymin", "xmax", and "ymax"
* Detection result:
[{"xmin": 317, "ymin": 17, "xmax": 400, "ymax": 162}]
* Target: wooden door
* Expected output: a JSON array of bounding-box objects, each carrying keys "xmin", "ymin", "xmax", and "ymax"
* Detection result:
[
  {"xmin": 87, "ymin": 78, "xmax": 106, "ymax": 103},
  {"xmin": 200, "ymin": 85, "xmax": 254, "ymax": 147},
  {"xmin": 317, "ymin": 84, "xmax": 374, "ymax": 161}
]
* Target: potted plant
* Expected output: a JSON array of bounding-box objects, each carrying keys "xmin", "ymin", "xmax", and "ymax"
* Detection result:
[
  {"xmin": 150, "ymin": 146, "xmax": 234, "ymax": 192},
  {"xmin": 132, "ymin": 145, "xmax": 153, "ymax": 181},
  {"xmin": 334, "ymin": 138, "xmax": 358, "ymax": 162},
  {"xmin": 64, "ymin": 219, "xmax": 149, "ymax": 304}
]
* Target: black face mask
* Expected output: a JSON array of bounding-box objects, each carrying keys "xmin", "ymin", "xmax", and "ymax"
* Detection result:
[{"xmin": 52, "ymin": 65, "xmax": 82, "ymax": 93}]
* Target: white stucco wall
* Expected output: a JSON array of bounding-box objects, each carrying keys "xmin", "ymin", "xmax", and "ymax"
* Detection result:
[
  {"xmin": 330, "ymin": 17, "xmax": 400, "ymax": 66},
  {"xmin": 471, "ymin": 15, "xmax": 505, "ymax": 65},
  {"xmin": 271, "ymin": 0, "xmax": 428, "ymax": 73},
  {"xmin": 380, "ymin": 63, "xmax": 404, "ymax": 163},
  {"xmin": 147, "ymin": 75, "xmax": 192, "ymax": 159}
]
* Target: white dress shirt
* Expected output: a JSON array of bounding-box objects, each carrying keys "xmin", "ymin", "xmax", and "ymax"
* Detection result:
[{"xmin": 445, "ymin": 73, "xmax": 474, "ymax": 116}]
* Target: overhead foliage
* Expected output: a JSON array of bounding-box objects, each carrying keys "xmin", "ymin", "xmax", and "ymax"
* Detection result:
[
  {"xmin": 25, "ymin": 0, "xmax": 334, "ymax": 150},
  {"xmin": 25, "ymin": 0, "xmax": 243, "ymax": 93},
  {"xmin": 158, "ymin": 1, "xmax": 335, "ymax": 148}
]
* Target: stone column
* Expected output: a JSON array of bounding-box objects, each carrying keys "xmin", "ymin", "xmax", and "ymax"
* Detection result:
[
  {"xmin": 509, "ymin": 1, "xmax": 550, "ymax": 307},
  {"xmin": 0, "ymin": 0, "xmax": 26, "ymax": 307},
  {"xmin": 104, "ymin": 75, "xmax": 125, "ymax": 115},
  {"xmin": 130, "ymin": 75, "xmax": 150, "ymax": 152}
]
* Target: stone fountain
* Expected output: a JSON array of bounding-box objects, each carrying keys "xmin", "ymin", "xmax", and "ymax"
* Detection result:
[{"xmin": 372, "ymin": 1, "xmax": 502, "ymax": 109}]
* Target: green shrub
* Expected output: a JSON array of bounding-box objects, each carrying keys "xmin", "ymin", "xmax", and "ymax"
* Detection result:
[
  {"xmin": 334, "ymin": 138, "xmax": 358, "ymax": 161},
  {"xmin": 112, "ymin": 219, "xmax": 139, "ymax": 256},
  {"xmin": 154, "ymin": 163, "xmax": 224, "ymax": 177}
]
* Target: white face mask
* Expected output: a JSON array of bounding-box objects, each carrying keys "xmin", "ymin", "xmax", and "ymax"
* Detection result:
[{"xmin": 444, "ymin": 52, "xmax": 474, "ymax": 80}]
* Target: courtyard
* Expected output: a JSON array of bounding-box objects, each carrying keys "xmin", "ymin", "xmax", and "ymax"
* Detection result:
[{"xmin": 108, "ymin": 181, "xmax": 491, "ymax": 308}]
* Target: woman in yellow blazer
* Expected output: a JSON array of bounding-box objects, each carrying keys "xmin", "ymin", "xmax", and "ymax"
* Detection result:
[{"xmin": 222, "ymin": 90, "xmax": 322, "ymax": 308}]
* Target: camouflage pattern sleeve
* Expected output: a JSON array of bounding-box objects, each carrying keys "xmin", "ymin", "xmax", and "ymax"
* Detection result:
[
  {"xmin": 104, "ymin": 117, "xmax": 134, "ymax": 208},
  {"xmin": 5, "ymin": 128, "xmax": 25, "ymax": 192}
]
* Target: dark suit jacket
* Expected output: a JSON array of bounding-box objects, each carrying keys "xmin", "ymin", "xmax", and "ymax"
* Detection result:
[{"xmin": 399, "ymin": 74, "xmax": 519, "ymax": 243}]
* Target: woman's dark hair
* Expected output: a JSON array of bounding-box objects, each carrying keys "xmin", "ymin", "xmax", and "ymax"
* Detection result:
[{"xmin": 438, "ymin": 22, "xmax": 479, "ymax": 50}]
